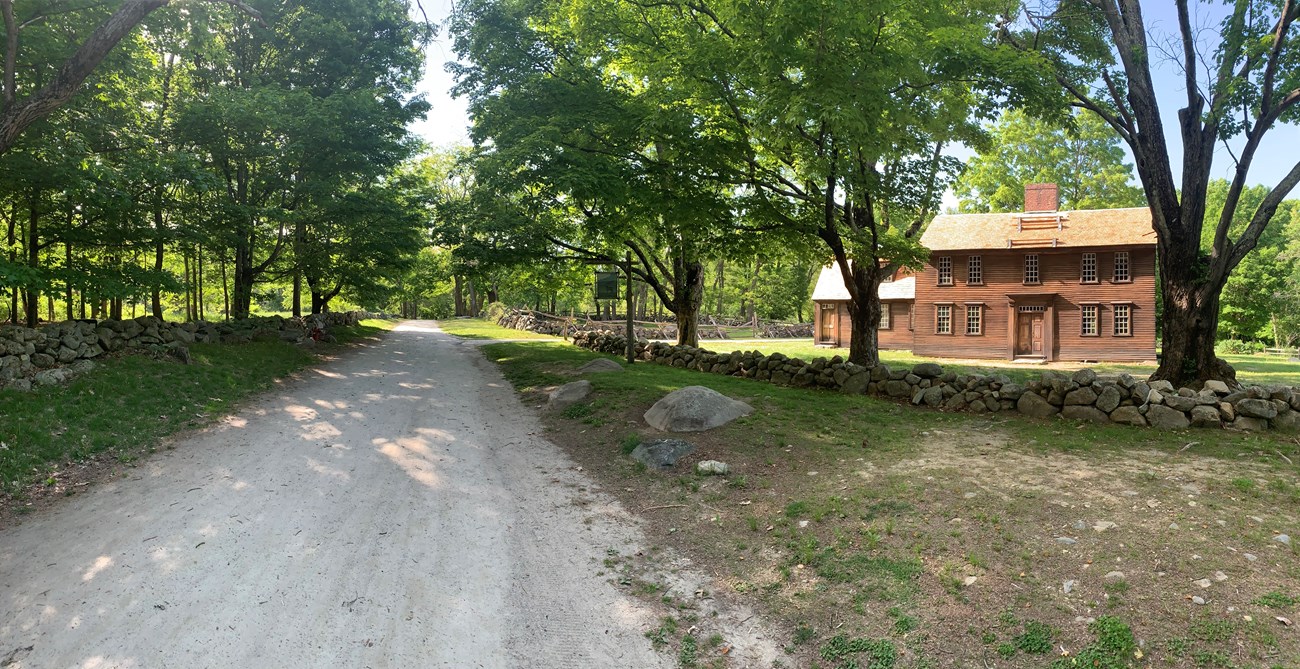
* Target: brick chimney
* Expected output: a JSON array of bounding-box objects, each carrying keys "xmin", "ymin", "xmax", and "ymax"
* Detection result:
[{"xmin": 1024, "ymin": 183, "xmax": 1060, "ymax": 213}]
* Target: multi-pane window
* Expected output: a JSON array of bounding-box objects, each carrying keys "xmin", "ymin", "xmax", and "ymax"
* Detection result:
[
  {"xmin": 937, "ymin": 256, "xmax": 953, "ymax": 285},
  {"xmin": 1113, "ymin": 252, "xmax": 1131, "ymax": 282},
  {"xmin": 966, "ymin": 305, "xmax": 982, "ymax": 335},
  {"xmin": 1081, "ymin": 305, "xmax": 1099, "ymax": 336},
  {"xmin": 936, "ymin": 305, "xmax": 952, "ymax": 334},
  {"xmin": 1081, "ymin": 253, "xmax": 1098, "ymax": 283},
  {"xmin": 967, "ymin": 255, "xmax": 983, "ymax": 284},
  {"xmin": 1113, "ymin": 304, "xmax": 1131, "ymax": 336},
  {"xmin": 1023, "ymin": 254, "xmax": 1040, "ymax": 284},
  {"xmin": 879, "ymin": 303, "xmax": 891, "ymax": 329}
]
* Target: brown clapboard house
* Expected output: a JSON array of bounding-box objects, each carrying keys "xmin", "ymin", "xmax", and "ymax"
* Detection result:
[{"xmin": 812, "ymin": 183, "xmax": 1158, "ymax": 362}]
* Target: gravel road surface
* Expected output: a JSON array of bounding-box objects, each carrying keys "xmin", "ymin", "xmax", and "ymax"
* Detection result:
[{"xmin": 0, "ymin": 321, "xmax": 714, "ymax": 668}]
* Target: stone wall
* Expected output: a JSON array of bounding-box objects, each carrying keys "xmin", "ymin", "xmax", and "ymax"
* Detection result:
[
  {"xmin": 569, "ymin": 330, "xmax": 1300, "ymax": 433},
  {"xmin": 0, "ymin": 311, "xmax": 361, "ymax": 393}
]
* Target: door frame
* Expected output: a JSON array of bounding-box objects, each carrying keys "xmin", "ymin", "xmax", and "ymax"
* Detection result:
[
  {"xmin": 816, "ymin": 302, "xmax": 839, "ymax": 346},
  {"xmin": 1006, "ymin": 295, "xmax": 1057, "ymax": 361}
]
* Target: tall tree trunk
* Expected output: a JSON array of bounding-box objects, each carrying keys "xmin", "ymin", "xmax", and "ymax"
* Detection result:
[
  {"xmin": 467, "ymin": 279, "xmax": 478, "ymax": 316},
  {"xmin": 220, "ymin": 254, "xmax": 230, "ymax": 321},
  {"xmin": 292, "ymin": 268, "xmax": 302, "ymax": 318},
  {"xmin": 1152, "ymin": 251, "xmax": 1236, "ymax": 386},
  {"xmin": 844, "ymin": 262, "xmax": 884, "ymax": 366},
  {"xmin": 453, "ymin": 275, "xmax": 465, "ymax": 316},
  {"xmin": 714, "ymin": 258, "xmax": 725, "ymax": 315},
  {"xmin": 183, "ymin": 250, "xmax": 193, "ymax": 322},
  {"xmin": 231, "ymin": 230, "xmax": 255, "ymax": 319},
  {"xmin": 65, "ymin": 242, "xmax": 73, "ymax": 321},
  {"xmin": 748, "ymin": 258, "xmax": 761, "ymax": 321},
  {"xmin": 23, "ymin": 194, "xmax": 38, "ymax": 327},
  {"xmin": 6, "ymin": 200, "xmax": 15, "ymax": 324},
  {"xmin": 151, "ymin": 202, "xmax": 165, "ymax": 319},
  {"xmin": 672, "ymin": 258, "xmax": 704, "ymax": 347},
  {"xmin": 197, "ymin": 249, "xmax": 205, "ymax": 321}
]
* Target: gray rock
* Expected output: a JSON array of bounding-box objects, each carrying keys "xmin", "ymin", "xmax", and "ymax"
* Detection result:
[
  {"xmin": 1164, "ymin": 395, "xmax": 1198, "ymax": 412},
  {"xmin": 1189, "ymin": 405, "xmax": 1222, "ymax": 428},
  {"xmin": 631, "ymin": 439, "xmax": 696, "ymax": 470},
  {"xmin": 1203, "ymin": 380, "xmax": 1230, "ymax": 395},
  {"xmin": 912, "ymin": 362, "xmax": 943, "ymax": 379},
  {"xmin": 1095, "ymin": 386, "xmax": 1122, "ymax": 413},
  {"xmin": 30, "ymin": 352, "xmax": 55, "ymax": 368},
  {"xmin": 33, "ymin": 368, "xmax": 71, "ymax": 387},
  {"xmin": 1055, "ymin": 537, "xmax": 1077, "ymax": 545},
  {"xmin": 1062, "ymin": 405, "xmax": 1109, "ymax": 423},
  {"xmin": 884, "ymin": 379, "xmax": 912, "ymax": 398},
  {"xmin": 840, "ymin": 372, "xmax": 871, "ymax": 394},
  {"xmin": 904, "ymin": 373, "xmax": 921, "ymax": 385},
  {"xmin": 1131, "ymin": 381, "xmax": 1150, "ymax": 401},
  {"xmin": 922, "ymin": 386, "xmax": 945, "ymax": 407},
  {"xmin": 696, "ymin": 460, "xmax": 731, "ymax": 476},
  {"xmin": 56, "ymin": 345, "xmax": 78, "ymax": 363},
  {"xmin": 1192, "ymin": 596, "xmax": 1206, "ymax": 605},
  {"xmin": 1146, "ymin": 404, "xmax": 1191, "ymax": 429},
  {"xmin": 1236, "ymin": 398, "xmax": 1278, "ymax": 420},
  {"xmin": 1146, "ymin": 389, "xmax": 1165, "ymax": 405},
  {"xmin": 1063, "ymin": 580, "xmax": 1076, "ymax": 594},
  {"xmin": 1274, "ymin": 534, "xmax": 1292, "ymax": 546},
  {"xmin": 999, "ymin": 383, "xmax": 1025, "ymax": 401},
  {"xmin": 578, "ymin": 358, "xmax": 624, "ymax": 374},
  {"xmin": 1219, "ymin": 402, "xmax": 1237, "ymax": 422},
  {"xmin": 1017, "ymin": 391, "xmax": 1060, "ymax": 418},
  {"xmin": 1105, "ymin": 571, "xmax": 1126, "ymax": 580},
  {"xmin": 1274, "ymin": 411, "xmax": 1300, "ymax": 432},
  {"xmin": 548, "ymin": 380, "xmax": 592, "ymax": 411},
  {"xmin": 1071, "ymin": 368, "xmax": 1098, "ymax": 386},
  {"xmin": 1231, "ymin": 416, "xmax": 1269, "ymax": 431},
  {"xmin": 5, "ymin": 378, "xmax": 32, "ymax": 392},
  {"xmin": 644, "ymin": 386, "xmax": 752, "ymax": 432},
  {"xmin": 1149, "ymin": 380, "xmax": 1175, "ymax": 392},
  {"xmin": 1064, "ymin": 387, "xmax": 1098, "ymax": 406}
]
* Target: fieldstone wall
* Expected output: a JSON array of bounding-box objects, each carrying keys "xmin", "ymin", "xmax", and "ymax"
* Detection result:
[
  {"xmin": 0, "ymin": 311, "xmax": 361, "ymax": 393},
  {"xmin": 497, "ymin": 308, "xmax": 813, "ymax": 340},
  {"xmin": 569, "ymin": 330, "xmax": 1300, "ymax": 433}
]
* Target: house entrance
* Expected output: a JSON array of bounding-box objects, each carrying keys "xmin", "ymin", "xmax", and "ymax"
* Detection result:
[
  {"xmin": 1015, "ymin": 309, "xmax": 1045, "ymax": 357},
  {"xmin": 819, "ymin": 304, "xmax": 837, "ymax": 345}
]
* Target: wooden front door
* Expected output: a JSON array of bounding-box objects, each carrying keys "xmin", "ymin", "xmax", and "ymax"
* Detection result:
[
  {"xmin": 1016, "ymin": 312, "xmax": 1044, "ymax": 356},
  {"xmin": 820, "ymin": 305, "xmax": 837, "ymax": 344}
]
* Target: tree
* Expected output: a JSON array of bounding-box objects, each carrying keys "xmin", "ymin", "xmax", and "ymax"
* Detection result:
[
  {"xmin": 1001, "ymin": 0, "xmax": 1300, "ymax": 387},
  {"xmin": 0, "ymin": 0, "xmax": 260, "ymax": 156},
  {"xmin": 955, "ymin": 110, "xmax": 1144, "ymax": 212}
]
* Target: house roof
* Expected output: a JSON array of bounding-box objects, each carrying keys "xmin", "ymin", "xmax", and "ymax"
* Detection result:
[
  {"xmin": 920, "ymin": 207, "xmax": 1157, "ymax": 251},
  {"xmin": 812, "ymin": 263, "xmax": 915, "ymax": 302}
]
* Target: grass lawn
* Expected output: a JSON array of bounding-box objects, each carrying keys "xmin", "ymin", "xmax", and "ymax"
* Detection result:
[
  {"xmin": 482, "ymin": 339, "xmax": 1300, "ymax": 668},
  {"xmin": 0, "ymin": 320, "xmax": 392, "ymax": 510}
]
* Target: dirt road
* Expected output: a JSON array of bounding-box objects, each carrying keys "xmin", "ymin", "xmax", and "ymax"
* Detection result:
[{"xmin": 0, "ymin": 322, "xmax": 716, "ymax": 668}]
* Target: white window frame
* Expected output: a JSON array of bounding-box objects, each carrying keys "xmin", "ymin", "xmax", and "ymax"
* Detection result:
[
  {"xmin": 1023, "ymin": 253, "xmax": 1040, "ymax": 284},
  {"xmin": 937, "ymin": 256, "xmax": 953, "ymax": 286},
  {"xmin": 1113, "ymin": 251, "xmax": 1131, "ymax": 282},
  {"xmin": 965, "ymin": 304, "xmax": 982, "ymax": 335},
  {"xmin": 1081, "ymin": 253, "xmax": 1098, "ymax": 284},
  {"xmin": 967, "ymin": 255, "xmax": 982, "ymax": 285},
  {"xmin": 1113, "ymin": 303, "xmax": 1132, "ymax": 336},
  {"xmin": 1080, "ymin": 304, "xmax": 1099, "ymax": 336},
  {"xmin": 879, "ymin": 303, "xmax": 891, "ymax": 330},
  {"xmin": 936, "ymin": 304, "xmax": 952, "ymax": 335}
]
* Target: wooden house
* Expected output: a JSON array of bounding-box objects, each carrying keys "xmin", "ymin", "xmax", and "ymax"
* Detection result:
[
  {"xmin": 812, "ymin": 184, "xmax": 1158, "ymax": 362},
  {"xmin": 811, "ymin": 264, "xmax": 915, "ymax": 349}
]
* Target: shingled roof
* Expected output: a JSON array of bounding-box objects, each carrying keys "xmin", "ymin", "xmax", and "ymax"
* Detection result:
[
  {"xmin": 920, "ymin": 207, "xmax": 1157, "ymax": 251},
  {"xmin": 812, "ymin": 263, "xmax": 915, "ymax": 301}
]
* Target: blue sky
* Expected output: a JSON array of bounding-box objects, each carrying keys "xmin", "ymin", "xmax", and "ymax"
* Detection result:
[{"xmin": 410, "ymin": 0, "xmax": 1300, "ymax": 201}]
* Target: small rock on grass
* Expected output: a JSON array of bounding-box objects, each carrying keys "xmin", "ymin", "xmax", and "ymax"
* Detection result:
[
  {"xmin": 696, "ymin": 460, "xmax": 731, "ymax": 476},
  {"xmin": 1274, "ymin": 534, "xmax": 1293, "ymax": 546},
  {"xmin": 1063, "ymin": 580, "xmax": 1076, "ymax": 594},
  {"xmin": 1194, "ymin": 578, "xmax": 1212, "ymax": 588},
  {"xmin": 1192, "ymin": 596, "xmax": 1207, "ymax": 605},
  {"xmin": 1105, "ymin": 571, "xmax": 1125, "ymax": 580},
  {"xmin": 1056, "ymin": 537, "xmax": 1077, "ymax": 545},
  {"xmin": 1093, "ymin": 520, "xmax": 1117, "ymax": 532}
]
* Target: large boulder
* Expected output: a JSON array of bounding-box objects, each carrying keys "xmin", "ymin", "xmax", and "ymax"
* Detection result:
[
  {"xmin": 912, "ymin": 362, "xmax": 944, "ymax": 379},
  {"xmin": 1062, "ymin": 405, "xmax": 1109, "ymax": 424},
  {"xmin": 1017, "ymin": 391, "xmax": 1060, "ymax": 418},
  {"xmin": 1164, "ymin": 394, "xmax": 1198, "ymax": 413},
  {"xmin": 547, "ymin": 380, "xmax": 592, "ymax": 411},
  {"xmin": 1110, "ymin": 406, "xmax": 1147, "ymax": 426},
  {"xmin": 1236, "ymin": 398, "xmax": 1278, "ymax": 420},
  {"xmin": 644, "ymin": 386, "xmax": 753, "ymax": 432},
  {"xmin": 1146, "ymin": 404, "xmax": 1191, "ymax": 429},
  {"xmin": 1274, "ymin": 411, "xmax": 1300, "ymax": 432},
  {"xmin": 578, "ymin": 358, "xmax": 624, "ymax": 374},
  {"xmin": 1064, "ymin": 387, "xmax": 1098, "ymax": 406},
  {"xmin": 1189, "ymin": 405, "xmax": 1222, "ymax": 429},
  {"xmin": 631, "ymin": 439, "xmax": 696, "ymax": 470},
  {"xmin": 1095, "ymin": 386, "xmax": 1123, "ymax": 413}
]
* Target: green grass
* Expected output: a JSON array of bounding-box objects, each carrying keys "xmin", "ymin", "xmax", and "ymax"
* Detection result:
[
  {"xmin": 0, "ymin": 322, "xmax": 388, "ymax": 496},
  {"xmin": 437, "ymin": 317, "xmax": 558, "ymax": 341}
]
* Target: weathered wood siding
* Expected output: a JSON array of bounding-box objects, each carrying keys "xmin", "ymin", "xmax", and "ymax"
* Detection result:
[
  {"xmin": 812, "ymin": 300, "xmax": 914, "ymax": 350},
  {"xmin": 911, "ymin": 247, "xmax": 1156, "ymax": 361}
]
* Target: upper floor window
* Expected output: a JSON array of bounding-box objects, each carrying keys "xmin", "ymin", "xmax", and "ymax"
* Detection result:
[
  {"xmin": 1023, "ymin": 254, "xmax": 1040, "ymax": 284},
  {"xmin": 937, "ymin": 256, "xmax": 953, "ymax": 285},
  {"xmin": 1113, "ymin": 252, "xmax": 1131, "ymax": 282},
  {"xmin": 1080, "ymin": 304, "xmax": 1099, "ymax": 336},
  {"xmin": 967, "ymin": 255, "xmax": 983, "ymax": 285},
  {"xmin": 936, "ymin": 304, "xmax": 952, "ymax": 334},
  {"xmin": 1081, "ymin": 253, "xmax": 1098, "ymax": 283},
  {"xmin": 1113, "ymin": 303, "xmax": 1132, "ymax": 336},
  {"xmin": 966, "ymin": 304, "xmax": 983, "ymax": 335},
  {"xmin": 879, "ymin": 303, "xmax": 891, "ymax": 329}
]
